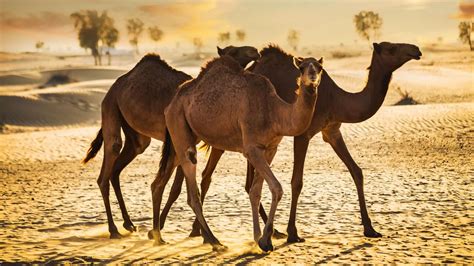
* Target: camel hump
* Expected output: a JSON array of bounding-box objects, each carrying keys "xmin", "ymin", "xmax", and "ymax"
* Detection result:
[
  {"xmin": 260, "ymin": 44, "xmax": 292, "ymax": 59},
  {"xmin": 132, "ymin": 53, "xmax": 191, "ymax": 79}
]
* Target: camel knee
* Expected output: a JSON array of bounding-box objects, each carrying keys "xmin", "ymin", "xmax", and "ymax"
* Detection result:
[
  {"xmin": 187, "ymin": 193, "xmax": 200, "ymax": 210},
  {"xmin": 291, "ymin": 179, "xmax": 303, "ymax": 194},
  {"xmin": 98, "ymin": 177, "xmax": 110, "ymax": 195},
  {"xmin": 249, "ymin": 184, "xmax": 261, "ymax": 199},
  {"xmin": 351, "ymin": 166, "xmax": 363, "ymax": 182},
  {"xmin": 151, "ymin": 179, "xmax": 166, "ymax": 195},
  {"xmin": 270, "ymin": 183, "xmax": 283, "ymax": 202}
]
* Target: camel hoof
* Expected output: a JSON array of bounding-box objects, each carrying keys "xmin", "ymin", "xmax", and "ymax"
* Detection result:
[
  {"xmin": 364, "ymin": 229, "xmax": 382, "ymax": 238},
  {"xmin": 153, "ymin": 238, "xmax": 167, "ymax": 246},
  {"xmin": 123, "ymin": 222, "xmax": 137, "ymax": 232},
  {"xmin": 272, "ymin": 229, "xmax": 287, "ymax": 239},
  {"xmin": 258, "ymin": 238, "xmax": 274, "ymax": 252},
  {"xmin": 110, "ymin": 231, "xmax": 123, "ymax": 239},
  {"xmin": 212, "ymin": 243, "xmax": 228, "ymax": 252},
  {"xmin": 287, "ymin": 235, "xmax": 305, "ymax": 243}
]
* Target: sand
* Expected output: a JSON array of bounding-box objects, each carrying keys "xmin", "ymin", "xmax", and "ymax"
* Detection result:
[{"xmin": 0, "ymin": 48, "xmax": 473, "ymax": 263}]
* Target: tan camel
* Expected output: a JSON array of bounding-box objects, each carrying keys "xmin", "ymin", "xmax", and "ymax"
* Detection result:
[
  {"xmin": 159, "ymin": 45, "xmax": 298, "ymax": 238},
  {"xmin": 161, "ymin": 42, "xmax": 422, "ymax": 243},
  {"xmin": 152, "ymin": 55, "xmax": 323, "ymax": 251},
  {"xmin": 82, "ymin": 46, "xmax": 260, "ymax": 239}
]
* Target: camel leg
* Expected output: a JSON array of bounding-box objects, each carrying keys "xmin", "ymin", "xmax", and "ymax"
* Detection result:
[
  {"xmin": 181, "ymin": 160, "xmax": 226, "ymax": 251},
  {"xmin": 245, "ymin": 162, "xmax": 287, "ymax": 239},
  {"xmin": 287, "ymin": 135, "xmax": 310, "ymax": 243},
  {"xmin": 322, "ymin": 128, "xmax": 381, "ymax": 238},
  {"xmin": 98, "ymin": 113, "xmax": 123, "ymax": 239},
  {"xmin": 159, "ymin": 166, "xmax": 184, "ymax": 230},
  {"xmin": 149, "ymin": 154, "xmax": 177, "ymax": 245},
  {"xmin": 189, "ymin": 147, "xmax": 225, "ymax": 237},
  {"xmin": 110, "ymin": 125, "xmax": 150, "ymax": 232},
  {"xmin": 248, "ymin": 160, "xmax": 264, "ymax": 243},
  {"xmin": 246, "ymin": 146, "xmax": 283, "ymax": 252},
  {"xmin": 162, "ymin": 108, "xmax": 224, "ymax": 250}
]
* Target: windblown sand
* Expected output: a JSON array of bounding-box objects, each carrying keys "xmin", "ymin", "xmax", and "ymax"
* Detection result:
[{"xmin": 0, "ymin": 49, "xmax": 473, "ymax": 263}]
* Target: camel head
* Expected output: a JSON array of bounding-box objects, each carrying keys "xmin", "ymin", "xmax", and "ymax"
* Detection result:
[
  {"xmin": 372, "ymin": 42, "xmax": 422, "ymax": 71},
  {"xmin": 217, "ymin": 45, "xmax": 260, "ymax": 68},
  {"xmin": 294, "ymin": 57, "xmax": 323, "ymax": 90}
]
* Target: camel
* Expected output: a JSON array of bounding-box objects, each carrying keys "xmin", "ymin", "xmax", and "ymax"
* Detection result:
[
  {"xmin": 82, "ymin": 46, "xmax": 260, "ymax": 239},
  {"xmin": 151, "ymin": 54, "xmax": 323, "ymax": 251},
  {"xmin": 161, "ymin": 42, "xmax": 422, "ymax": 243},
  {"xmin": 159, "ymin": 45, "xmax": 299, "ymax": 238}
]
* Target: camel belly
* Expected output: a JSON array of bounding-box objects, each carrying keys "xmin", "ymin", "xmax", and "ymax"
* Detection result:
[
  {"xmin": 185, "ymin": 106, "xmax": 244, "ymax": 153},
  {"xmin": 117, "ymin": 91, "xmax": 168, "ymax": 141}
]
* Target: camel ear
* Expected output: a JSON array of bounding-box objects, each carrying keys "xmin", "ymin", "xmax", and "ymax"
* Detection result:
[
  {"xmin": 217, "ymin": 46, "xmax": 224, "ymax": 56},
  {"xmin": 318, "ymin": 57, "xmax": 324, "ymax": 65},
  {"xmin": 373, "ymin": 43, "xmax": 381, "ymax": 54},
  {"xmin": 293, "ymin": 57, "xmax": 303, "ymax": 67}
]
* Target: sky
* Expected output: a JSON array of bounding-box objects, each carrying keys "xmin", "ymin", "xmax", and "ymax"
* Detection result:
[{"xmin": 0, "ymin": 0, "xmax": 472, "ymax": 53}]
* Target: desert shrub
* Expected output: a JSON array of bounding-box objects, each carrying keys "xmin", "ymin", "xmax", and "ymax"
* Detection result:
[{"xmin": 393, "ymin": 86, "xmax": 419, "ymax": 105}]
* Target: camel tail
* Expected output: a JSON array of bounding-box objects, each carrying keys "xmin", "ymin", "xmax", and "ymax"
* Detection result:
[
  {"xmin": 82, "ymin": 128, "xmax": 103, "ymax": 164},
  {"xmin": 198, "ymin": 142, "xmax": 211, "ymax": 156},
  {"xmin": 159, "ymin": 128, "xmax": 175, "ymax": 176}
]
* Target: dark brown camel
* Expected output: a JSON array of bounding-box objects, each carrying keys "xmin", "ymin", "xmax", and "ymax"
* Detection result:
[
  {"xmin": 161, "ymin": 42, "xmax": 422, "ymax": 243},
  {"xmin": 152, "ymin": 55, "xmax": 323, "ymax": 251},
  {"xmin": 82, "ymin": 46, "xmax": 260, "ymax": 239}
]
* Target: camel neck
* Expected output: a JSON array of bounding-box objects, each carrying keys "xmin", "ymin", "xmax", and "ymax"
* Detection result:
[
  {"xmin": 276, "ymin": 82, "xmax": 317, "ymax": 136},
  {"xmin": 363, "ymin": 55, "xmax": 392, "ymax": 116},
  {"xmin": 331, "ymin": 52, "xmax": 393, "ymax": 123}
]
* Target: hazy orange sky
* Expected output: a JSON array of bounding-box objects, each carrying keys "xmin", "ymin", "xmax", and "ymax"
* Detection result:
[{"xmin": 0, "ymin": 0, "xmax": 473, "ymax": 52}]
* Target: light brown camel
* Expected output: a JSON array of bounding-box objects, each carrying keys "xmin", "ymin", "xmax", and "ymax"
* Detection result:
[
  {"xmin": 161, "ymin": 42, "xmax": 422, "ymax": 243},
  {"xmin": 152, "ymin": 55, "xmax": 323, "ymax": 251},
  {"xmin": 82, "ymin": 46, "xmax": 260, "ymax": 239},
  {"xmin": 159, "ymin": 45, "xmax": 299, "ymax": 238}
]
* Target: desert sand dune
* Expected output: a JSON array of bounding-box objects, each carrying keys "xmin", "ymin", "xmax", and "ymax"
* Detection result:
[
  {"xmin": 0, "ymin": 102, "xmax": 472, "ymax": 263},
  {"xmin": 0, "ymin": 67, "xmax": 127, "ymax": 86},
  {"xmin": 0, "ymin": 81, "xmax": 112, "ymax": 132},
  {"xmin": 0, "ymin": 49, "xmax": 472, "ymax": 263}
]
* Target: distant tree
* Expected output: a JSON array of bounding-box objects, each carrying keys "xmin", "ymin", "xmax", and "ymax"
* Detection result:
[
  {"xmin": 35, "ymin": 41, "xmax": 44, "ymax": 52},
  {"xmin": 148, "ymin": 26, "xmax": 164, "ymax": 50},
  {"xmin": 459, "ymin": 21, "xmax": 473, "ymax": 51},
  {"xmin": 287, "ymin": 29, "xmax": 300, "ymax": 51},
  {"xmin": 70, "ymin": 10, "xmax": 115, "ymax": 65},
  {"xmin": 236, "ymin": 30, "xmax": 246, "ymax": 42},
  {"xmin": 127, "ymin": 18, "xmax": 144, "ymax": 54},
  {"xmin": 218, "ymin": 32, "xmax": 231, "ymax": 45},
  {"xmin": 192, "ymin": 37, "xmax": 203, "ymax": 58},
  {"xmin": 102, "ymin": 26, "xmax": 119, "ymax": 65},
  {"xmin": 353, "ymin": 11, "xmax": 383, "ymax": 46}
]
